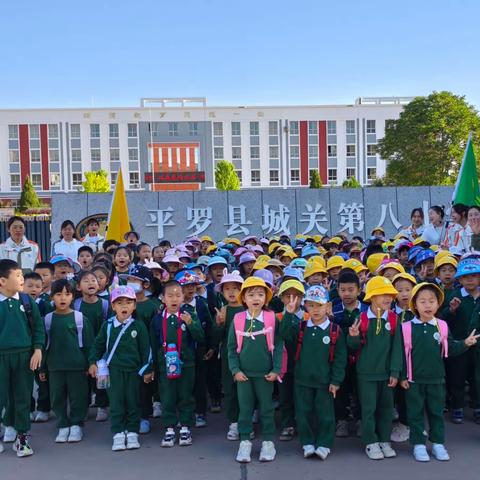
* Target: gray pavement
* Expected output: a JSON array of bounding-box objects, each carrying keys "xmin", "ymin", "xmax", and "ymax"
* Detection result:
[{"xmin": 1, "ymin": 410, "xmax": 480, "ymax": 480}]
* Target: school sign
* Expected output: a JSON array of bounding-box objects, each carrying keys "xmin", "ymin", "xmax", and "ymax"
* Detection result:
[{"xmin": 51, "ymin": 186, "xmax": 454, "ymax": 245}]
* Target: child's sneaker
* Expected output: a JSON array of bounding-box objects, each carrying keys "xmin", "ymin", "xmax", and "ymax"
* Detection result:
[
  {"xmin": 227, "ymin": 422, "xmax": 239, "ymax": 441},
  {"xmin": 303, "ymin": 444, "xmax": 315, "ymax": 458},
  {"xmin": 67, "ymin": 426, "xmax": 83, "ymax": 443},
  {"xmin": 259, "ymin": 441, "xmax": 276, "ymax": 462},
  {"xmin": 210, "ymin": 400, "xmax": 221, "ymax": 413},
  {"xmin": 152, "ymin": 402, "xmax": 162, "ymax": 418},
  {"xmin": 14, "ymin": 435, "xmax": 33, "ymax": 458},
  {"xmin": 379, "ymin": 442, "xmax": 396, "ymax": 458},
  {"xmin": 179, "ymin": 427, "xmax": 192, "ymax": 446},
  {"xmin": 112, "ymin": 432, "xmax": 126, "ymax": 451},
  {"xmin": 315, "ymin": 446, "xmax": 330, "ymax": 460},
  {"xmin": 279, "ymin": 426, "xmax": 295, "ymax": 441},
  {"xmin": 195, "ymin": 414, "xmax": 207, "ymax": 428},
  {"xmin": 390, "ymin": 423, "xmax": 410, "ymax": 442},
  {"xmin": 432, "ymin": 443, "xmax": 450, "ymax": 461},
  {"xmin": 55, "ymin": 427, "xmax": 70, "ymax": 443},
  {"xmin": 236, "ymin": 440, "xmax": 252, "ymax": 463},
  {"xmin": 161, "ymin": 428, "xmax": 176, "ymax": 447},
  {"xmin": 335, "ymin": 420, "xmax": 349, "ymax": 438},
  {"xmin": 413, "ymin": 444, "xmax": 430, "ymax": 462},
  {"xmin": 451, "ymin": 408, "xmax": 463, "ymax": 424},
  {"xmin": 96, "ymin": 408, "xmax": 108, "ymax": 422},
  {"xmin": 3, "ymin": 426, "xmax": 17, "ymax": 443},
  {"xmin": 139, "ymin": 419, "xmax": 151, "ymax": 434},
  {"xmin": 126, "ymin": 432, "xmax": 140, "ymax": 449},
  {"xmin": 34, "ymin": 411, "xmax": 49, "ymax": 423},
  {"xmin": 0, "ymin": 440, "xmax": 4, "ymax": 454},
  {"xmin": 366, "ymin": 443, "xmax": 384, "ymax": 460}
]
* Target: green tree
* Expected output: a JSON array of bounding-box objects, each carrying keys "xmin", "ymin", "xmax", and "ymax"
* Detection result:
[
  {"xmin": 377, "ymin": 91, "xmax": 480, "ymax": 186},
  {"xmin": 215, "ymin": 160, "xmax": 240, "ymax": 191},
  {"xmin": 81, "ymin": 170, "xmax": 110, "ymax": 192},
  {"xmin": 342, "ymin": 176, "xmax": 361, "ymax": 188},
  {"xmin": 309, "ymin": 170, "xmax": 322, "ymax": 188},
  {"xmin": 19, "ymin": 175, "xmax": 41, "ymax": 211}
]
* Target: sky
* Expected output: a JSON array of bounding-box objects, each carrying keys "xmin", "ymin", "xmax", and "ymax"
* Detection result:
[{"xmin": 0, "ymin": 0, "xmax": 479, "ymax": 109}]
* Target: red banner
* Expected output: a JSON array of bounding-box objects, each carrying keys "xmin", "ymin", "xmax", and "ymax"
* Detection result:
[{"xmin": 144, "ymin": 171, "xmax": 205, "ymax": 184}]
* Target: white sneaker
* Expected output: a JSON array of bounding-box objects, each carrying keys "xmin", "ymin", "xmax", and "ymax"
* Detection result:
[
  {"xmin": 3, "ymin": 426, "xmax": 17, "ymax": 443},
  {"xmin": 259, "ymin": 441, "xmax": 276, "ymax": 462},
  {"xmin": 195, "ymin": 414, "xmax": 207, "ymax": 428},
  {"xmin": 126, "ymin": 432, "xmax": 140, "ymax": 449},
  {"xmin": 227, "ymin": 422, "xmax": 239, "ymax": 441},
  {"xmin": 34, "ymin": 411, "xmax": 49, "ymax": 423},
  {"xmin": 13, "ymin": 435, "xmax": 33, "ymax": 457},
  {"xmin": 161, "ymin": 428, "xmax": 176, "ymax": 447},
  {"xmin": 152, "ymin": 402, "xmax": 162, "ymax": 418},
  {"xmin": 432, "ymin": 443, "xmax": 450, "ymax": 461},
  {"xmin": 303, "ymin": 444, "xmax": 315, "ymax": 458},
  {"xmin": 96, "ymin": 408, "xmax": 108, "ymax": 422},
  {"xmin": 335, "ymin": 420, "xmax": 349, "ymax": 438},
  {"xmin": 0, "ymin": 441, "xmax": 4, "ymax": 453},
  {"xmin": 30, "ymin": 412, "xmax": 36, "ymax": 422},
  {"xmin": 366, "ymin": 442, "xmax": 384, "ymax": 460},
  {"xmin": 413, "ymin": 444, "xmax": 430, "ymax": 462},
  {"xmin": 179, "ymin": 427, "xmax": 192, "ymax": 446},
  {"xmin": 315, "ymin": 446, "xmax": 330, "ymax": 460},
  {"xmin": 236, "ymin": 440, "xmax": 252, "ymax": 463},
  {"xmin": 67, "ymin": 425, "xmax": 83, "ymax": 443},
  {"xmin": 112, "ymin": 432, "xmax": 126, "ymax": 451},
  {"xmin": 55, "ymin": 427, "xmax": 70, "ymax": 443},
  {"xmin": 379, "ymin": 442, "xmax": 397, "ymax": 458},
  {"xmin": 390, "ymin": 423, "xmax": 410, "ymax": 442}
]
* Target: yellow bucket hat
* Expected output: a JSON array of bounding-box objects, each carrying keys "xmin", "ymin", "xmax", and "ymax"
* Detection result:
[
  {"xmin": 252, "ymin": 259, "xmax": 269, "ymax": 271},
  {"xmin": 308, "ymin": 256, "xmax": 327, "ymax": 268},
  {"xmin": 238, "ymin": 276, "xmax": 273, "ymax": 305},
  {"xmin": 409, "ymin": 282, "xmax": 445, "ymax": 317},
  {"xmin": 344, "ymin": 258, "xmax": 369, "ymax": 274},
  {"xmin": 326, "ymin": 256, "xmax": 346, "ymax": 271},
  {"xmin": 392, "ymin": 272, "xmax": 417, "ymax": 286},
  {"xmin": 304, "ymin": 263, "xmax": 328, "ymax": 279},
  {"xmin": 363, "ymin": 276, "xmax": 398, "ymax": 302},
  {"xmin": 327, "ymin": 236, "xmax": 343, "ymax": 246},
  {"xmin": 378, "ymin": 261, "xmax": 405, "ymax": 275},
  {"xmin": 278, "ymin": 279, "xmax": 305, "ymax": 297},
  {"xmin": 434, "ymin": 255, "xmax": 458, "ymax": 275},
  {"xmin": 279, "ymin": 250, "xmax": 297, "ymax": 260},
  {"xmin": 366, "ymin": 253, "xmax": 389, "ymax": 274},
  {"xmin": 206, "ymin": 245, "xmax": 218, "ymax": 255},
  {"xmin": 201, "ymin": 235, "xmax": 214, "ymax": 244},
  {"xmin": 268, "ymin": 242, "xmax": 281, "ymax": 254}
]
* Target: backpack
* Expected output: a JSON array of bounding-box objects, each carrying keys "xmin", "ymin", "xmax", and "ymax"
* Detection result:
[
  {"xmin": 44, "ymin": 311, "xmax": 85, "ymax": 349},
  {"xmin": 74, "ymin": 297, "xmax": 109, "ymax": 322},
  {"xmin": 152, "ymin": 306, "xmax": 195, "ymax": 353},
  {"xmin": 233, "ymin": 310, "xmax": 288, "ymax": 382},
  {"xmin": 402, "ymin": 319, "xmax": 449, "ymax": 382},
  {"xmin": 294, "ymin": 320, "xmax": 340, "ymax": 363},
  {"xmin": 19, "ymin": 292, "xmax": 34, "ymax": 333}
]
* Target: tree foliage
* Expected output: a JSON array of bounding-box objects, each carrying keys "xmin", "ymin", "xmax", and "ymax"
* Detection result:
[
  {"xmin": 377, "ymin": 91, "xmax": 480, "ymax": 186},
  {"xmin": 215, "ymin": 160, "xmax": 240, "ymax": 191},
  {"xmin": 19, "ymin": 175, "xmax": 41, "ymax": 211},
  {"xmin": 342, "ymin": 176, "xmax": 361, "ymax": 188},
  {"xmin": 309, "ymin": 170, "xmax": 322, "ymax": 188},
  {"xmin": 81, "ymin": 170, "xmax": 111, "ymax": 192}
]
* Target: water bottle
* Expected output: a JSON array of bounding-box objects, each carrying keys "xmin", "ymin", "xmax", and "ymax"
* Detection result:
[
  {"xmin": 165, "ymin": 343, "xmax": 182, "ymax": 379},
  {"xmin": 96, "ymin": 359, "xmax": 110, "ymax": 389}
]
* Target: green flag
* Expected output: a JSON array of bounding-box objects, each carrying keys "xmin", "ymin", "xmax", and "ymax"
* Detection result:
[{"xmin": 452, "ymin": 135, "xmax": 480, "ymax": 206}]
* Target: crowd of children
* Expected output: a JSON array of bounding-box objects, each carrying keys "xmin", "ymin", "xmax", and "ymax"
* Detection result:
[{"xmin": 1, "ymin": 213, "xmax": 480, "ymax": 465}]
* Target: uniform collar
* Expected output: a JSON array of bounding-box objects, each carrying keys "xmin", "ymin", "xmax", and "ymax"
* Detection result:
[
  {"xmin": 367, "ymin": 307, "xmax": 389, "ymax": 320},
  {"xmin": 306, "ymin": 318, "xmax": 330, "ymax": 330},
  {"xmin": 246, "ymin": 310, "xmax": 264, "ymax": 323},
  {"xmin": 0, "ymin": 292, "xmax": 20, "ymax": 302},
  {"xmin": 113, "ymin": 316, "xmax": 133, "ymax": 327},
  {"xmin": 6, "ymin": 236, "xmax": 30, "ymax": 250},
  {"xmin": 412, "ymin": 316, "xmax": 437, "ymax": 326},
  {"xmin": 343, "ymin": 300, "xmax": 360, "ymax": 312},
  {"xmin": 186, "ymin": 298, "xmax": 196, "ymax": 308}
]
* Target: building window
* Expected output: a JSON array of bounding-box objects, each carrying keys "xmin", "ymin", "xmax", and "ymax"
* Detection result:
[
  {"xmin": 90, "ymin": 124, "xmax": 100, "ymax": 138},
  {"xmin": 232, "ymin": 146, "xmax": 241, "ymax": 159},
  {"xmin": 269, "ymin": 146, "xmax": 279, "ymax": 158},
  {"xmin": 251, "ymin": 170, "xmax": 261, "ymax": 183},
  {"xmin": 9, "ymin": 150, "xmax": 19, "ymax": 163},
  {"xmin": 10, "ymin": 174, "xmax": 20, "ymax": 188},
  {"xmin": 367, "ymin": 144, "xmax": 377, "ymax": 156},
  {"xmin": 167, "ymin": 122, "xmax": 178, "ymax": 136},
  {"xmin": 128, "ymin": 149, "xmax": 138, "ymax": 161},
  {"xmin": 109, "ymin": 123, "xmax": 119, "ymax": 138},
  {"xmin": 327, "ymin": 120, "xmax": 336, "ymax": 135},
  {"xmin": 50, "ymin": 173, "xmax": 61, "ymax": 187},
  {"xmin": 327, "ymin": 145, "xmax": 337, "ymax": 157},
  {"xmin": 72, "ymin": 173, "xmax": 82, "ymax": 187},
  {"xmin": 129, "ymin": 172, "xmax": 140, "ymax": 189},
  {"xmin": 70, "ymin": 124, "xmax": 81, "ymax": 138},
  {"xmin": 249, "ymin": 122, "xmax": 259, "ymax": 136},
  {"xmin": 110, "ymin": 148, "xmax": 120, "ymax": 162},
  {"xmin": 366, "ymin": 120, "xmax": 376, "ymax": 134},
  {"xmin": 346, "ymin": 168, "xmax": 356, "ymax": 179},
  {"xmin": 346, "ymin": 145, "xmax": 356, "ymax": 157},
  {"xmin": 235, "ymin": 170, "xmax": 242, "ymax": 183},
  {"xmin": 213, "ymin": 122, "xmax": 223, "ymax": 136},
  {"xmin": 49, "ymin": 149, "xmax": 59, "ymax": 162},
  {"xmin": 8, "ymin": 125, "xmax": 18, "ymax": 139},
  {"xmin": 48, "ymin": 124, "xmax": 59, "ymax": 138},
  {"xmin": 127, "ymin": 123, "xmax": 138, "ymax": 137},
  {"xmin": 270, "ymin": 170, "xmax": 279, "ymax": 183},
  {"xmin": 250, "ymin": 146, "xmax": 260, "ymax": 159},
  {"xmin": 367, "ymin": 167, "xmax": 377, "ymax": 181},
  {"xmin": 290, "ymin": 146, "xmax": 299, "ymax": 158},
  {"xmin": 30, "ymin": 149, "xmax": 41, "ymax": 162},
  {"xmin": 214, "ymin": 147, "xmax": 224, "ymax": 159},
  {"xmin": 269, "ymin": 121, "xmax": 278, "ymax": 135},
  {"xmin": 328, "ymin": 169, "xmax": 337, "ymax": 182},
  {"xmin": 308, "ymin": 121, "xmax": 318, "ymax": 135},
  {"xmin": 346, "ymin": 120, "xmax": 356, "ymax": 134},
  {"xmin": 110, "ymin": 172, "xmax": 117, "ymax": 186},
  {"xmin": 188, "ymin": 122, "xmax": 198, "ymax": 136},
  {"xmin": 290, "ymin": 169, "xmax": 300, "ymax": 182},
  {"xmin": 289, "ymin": 121, "xmax": 299, "ymax": 135},
  {"xmin": 71, "ymin": 149, "xmax": 82, "ymax": 162},
  {"xmin": 29, "ymin": 125, "xmax": 40, "ymax": 139},
  {"xmin": 231, "ymin": 122, "xmax": 241, "ymax": 136},
  {"xmin": 91, "ymin": 149, "xmax": 101, "ymax": 162},
  {"xmin": 308, "ymin": 145, "xmax": 318, "ymax": 158}
]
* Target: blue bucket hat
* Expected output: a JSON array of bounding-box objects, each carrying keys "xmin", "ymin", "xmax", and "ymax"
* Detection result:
[
  {"xmin": 175, "ymin": 270, "xmax": 203, "ymax": 285},
  {"xmin": 207, "ymin": 256, "xmax": 228, "ymax": 269},
  {"xmin": 290, "ymin": 258, "xmax": 308, "ymax": 269},
  {"xmin": 304, "ymin": 285, "xmax": 330, "ymax": 305},
  {"xmin": 408, "ymin": 246, "xmax": 424, "ymax": 263},
  {"xmin": 455, "ymin": 258, "xmax": 480, "ymax": 279},
  {"xmin": 414, "ymin": 249, "xmax": 436, "ymax": 268},
  {"xmin": 283, "ymin": 266, "xmax": 304, "ymax": 283},
  {"xmin": 301, "ymin": 245, "xmax": 319, "ymax": 258}
]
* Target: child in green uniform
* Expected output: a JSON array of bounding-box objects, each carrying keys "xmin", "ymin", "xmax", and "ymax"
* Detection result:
[
  {"xmin": 0, "ymin": 259, "xmax": 44, "ymax": 457},
  {"xmin": 214, "ymin": 270, "xmax": 244, "ymax": 440},
  {"xmin": 228, "ymin": 277, "xmax": 283, "ymax": 463},
  {"xmin": 34, "ymin": 261, "xmax": 54, "ymax": 302},
  {"xmin": 400, "ymin": 282, "xmax": 479, "ymax": 462},
  {"xmin": 113, "ymin": 246, "xmax": 133, "ymax": 277},
  {"xmin": 347, "ymin": 276, "xmax": 403, "ymax": 460},
  {"xmin": 41, "ymin": 279, "xmax": 94, "ymax": 443},
  {"xmin": 89, "ymin": 285, "xmax": 153, "ymax": 452},
  {"xmin": 92, "ymin": 264, "xmax": 112, "ymax": 302},
  {"xmin": 150, "ymin": 280, "xmax": 205, "ymax": 447},
  {"xmin": 434, "ymin": 255, "xmax": 458, "ymax": 292},
  {"xmin": 280, "ymin": 285, "xmax": 346, "ymax": 460}
]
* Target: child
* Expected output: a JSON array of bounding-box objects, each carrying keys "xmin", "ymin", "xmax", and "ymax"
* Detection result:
[
  {"xmin": 347, "ymin": 276, "xmax": 402, "ymax": 460},
  {"xmin": 435, "ymin": 255, "xmax": 458, "ymax": 291},
  {"xmin": 23, "ymin": 272, "xmax": 43, "ymax": 301},
  {"xmin": 400, "ymin": 282, "xmax": 479, "ymax": 461},
  {"xmin": 81, "ymin": 217, "xmax": 104, "ymax": 252},
  {"xmin": 214, "ymin": 270, "xmax": 245, "ymax": 440},
  {"xmin": 304, "ymin": 263, "xmax": 328, "ymax": 287},
  {"xmin": 280, "ymin": 285, "xmax": 346, "ymax": 460},
  {"xmin": 113, "ymin": 246, "xmax": 133, "ymax": 275},
  {"xmin": 0, "ymin": 259, "xmax": 44, "ymax": 457},
  {"xmin": 326, "ymin": 256, "xmax": 345, "ymax": 283},
  {"xmin": 136, "ymin": 243, "xmax": 152, "ymax": 265},
  {"xmin": 150, "ymin": 281, "xmax": 205, "ymax": 447},
  {"xmin": 34, "ymin": 261, "xmax": 54, "ymax": 301},
  {"xmin": 89, "ymin": 286, "xmax": 153, "ymax": 451},
  {"xmin": 228, "ymin": 277, "xmax": 283, "ymax": 463},
  {"xmin": 77, "ymin": 245, "xmax": 94, "ymax": 271},
  {"xmin": 41, "ymin": 279, "xmax": 94, "ymax": 443},
  {"xmin": 51, "ymin": 255, "xmax": 80, "ymax": 281},
  {"xmin": 92, "ymin": 264, "xmax": 112, "ymax": 301}
]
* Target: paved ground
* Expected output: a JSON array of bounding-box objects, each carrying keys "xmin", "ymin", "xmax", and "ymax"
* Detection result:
[{"xmin": 1, "ymin": 410, "xmax": 480, "ymax": 480}]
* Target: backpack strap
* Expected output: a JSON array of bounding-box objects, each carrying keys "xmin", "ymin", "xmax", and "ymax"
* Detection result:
[
  {"xmin": 19, "ymin": 292, "xmax": 34, "ymax": 333},
  {"xmin": 234, "ymin": 311, "xmax": 247, "ymax": 354},
  {"xmin": 387, "ymin": 310, "xmax": 397, "ymax": 336},
  {"xmin": 401, "ymin": 321, "xmax": 413, "ymax": 381},
  {"xmin": 294, "ymin": 320, "xmax": 308, "ymax": 362},
  {"xmin": 73, "ymin": 311, "xmax": 84, "ymax": 348},
  {"xmin": 44, "ymin": 312, "xmax": 54, "ymax": 349},
  {"xmin": 437, "ymin": 319, "xmax": 449, "ymax": 359},
  {"xmin": 360, "ymin": 311, "xmax": 369, "ymax": 345},
  {"xmin": 329, "ymin": 322, "xmax": 340, "ymax": 363},
  {"xmin": 100, "ymin": 299, "xmax": 109, "ymax": 321},
  {"xmin": 263, "ymin": 311, "xmax": 276, "ymax": 353},
  {"xmin": 73, "ymin": 298, "xmax": 82, "ymax": 312}
]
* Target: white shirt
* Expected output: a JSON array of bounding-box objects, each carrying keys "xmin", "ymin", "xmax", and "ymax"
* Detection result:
[
  {"xmin": 246, "ymin": 311, "xmax": 264, "ymax": 323},
  {"xmin": 367, "ymin": 307, "xmax": 389, "ymax": 320},
  {"xmin": 0, "ymin": 292, "xmax": 20, "ymax": 302},
  {"xmin": 422, "ymin": 223, "xmax": 445, "ymax": 246},
  {"xmin": 0, "ymin": 236, "xmax": 40, "ymax": 271},
  {"xmin": 52, "ymin": 238, "xmax": 84, "ymax": 260},
  {"xmin": 113, "ymin": 316, "xmax": 133, "ymax": 328},
  {"xmin": 400, "ymin": 224, "xmax": 425, "ymax": 242},
  {"xmin": 82, "ymin": 234, "xmax": 105, "ymax": 253},
  {"xmin": 306, "ymin": 318, "xmax": 330, "ymax": 330},
  {"xmin": 411, "ymin": 317, "xmax": 437, "ymax": 325}
]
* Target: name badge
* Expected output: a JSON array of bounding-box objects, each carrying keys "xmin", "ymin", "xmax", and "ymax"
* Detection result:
[
  {"xmin": 385, "ymin": 322, "xmax": 391, "ymax": 331},
  {"xmin": 323, "ymin": 336, "xmax": 331, "ymax": 345}
]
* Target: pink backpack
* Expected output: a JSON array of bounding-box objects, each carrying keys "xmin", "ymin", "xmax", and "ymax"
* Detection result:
[
  {"xmin": 233, "ymin": 310, "xmax": 288, "ymax": 382},
  {"xmin": 401, "ymin": 319, "xmax": 449, "ymax": 382}
]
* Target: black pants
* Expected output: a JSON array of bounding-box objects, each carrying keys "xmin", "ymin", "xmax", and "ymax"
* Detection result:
[{"xmin": 445, "ymin": 350, "xmax": 477, "ymax": 410}]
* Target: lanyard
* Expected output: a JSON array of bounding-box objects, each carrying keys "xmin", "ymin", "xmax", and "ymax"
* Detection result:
[
  {"xmin": 106, "ymin": 319, "xmax": 134, "ymax": 366},
  {"xmin": 163, "ymin": 310, "xmax": 183, "ymax": 356}
]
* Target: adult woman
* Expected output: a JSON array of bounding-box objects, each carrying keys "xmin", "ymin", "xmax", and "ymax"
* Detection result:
[
  {"xmin": 0, "ymin": 216, "xmax": 40, "ymax": 272},
  {"xmin": 51, "ymin": 220, "xmax": 84, "ymax": 260},
  {"xmin": 457, "ymin": 206, "xmax": 480, "ymax": 253},
  {"xmin": 443, "ymin": 203, "xmax": 468, "ymax": 249},
  {"xmin": 421, "ymin": 206, "xmax": 446, "ymax": 246},
  {"xmin": 399, "ymin": 208, "xmax": 425, "ymax": 241}
]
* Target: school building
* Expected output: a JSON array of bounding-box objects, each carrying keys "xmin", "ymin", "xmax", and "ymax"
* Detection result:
[{"xmin": 0, "ymin": 96, "xmax": 412, "ymax": 198}]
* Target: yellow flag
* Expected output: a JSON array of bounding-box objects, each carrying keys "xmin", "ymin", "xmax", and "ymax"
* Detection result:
[{"xmin": 105, "ymin": 168, "xmax": 130, "ymax": 242}]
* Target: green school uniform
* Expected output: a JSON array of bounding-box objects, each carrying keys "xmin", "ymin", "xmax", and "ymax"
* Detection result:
[
  {"xmin": 76, "ymin": 297, "xmax": 113, "ymax": 336},
  {"xmin": 135, "ymin": 298, "xmax": 158, "ymax": 330}
]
